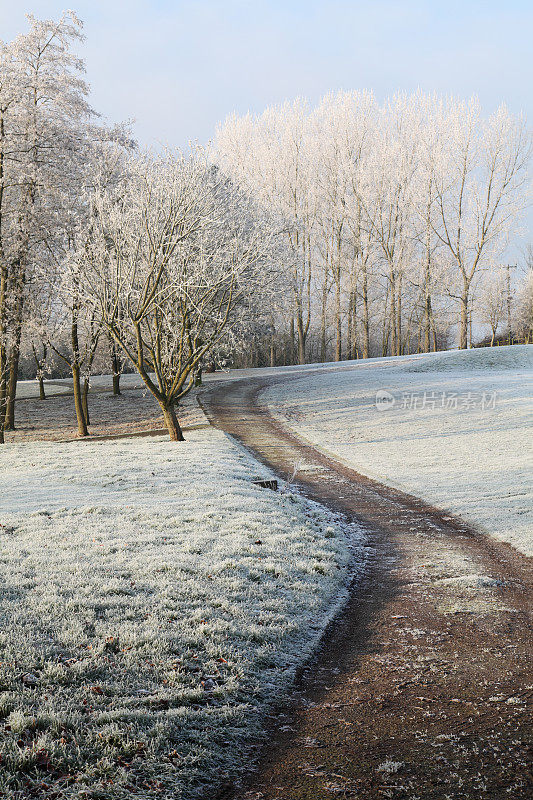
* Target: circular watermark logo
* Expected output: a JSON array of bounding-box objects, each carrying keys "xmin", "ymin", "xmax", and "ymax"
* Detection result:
[{"xmin": 375, "ymin": 390, "xmax": 395, "ymax": 411}]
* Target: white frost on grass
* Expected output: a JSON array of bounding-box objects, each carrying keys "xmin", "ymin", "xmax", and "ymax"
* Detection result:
[
  {"xmin": 405, "ymin": 344, "xmax": 533, "ymax": 373},
  {"xmin": 376, "ymin": 759, "xmax": 404, "ymax": 774},
  {"xmin": 263, "ymin": 345, "xmax": 533, "ymax": 556},
  {"xmin": 0, "ymin": 429, "xmax": 361, "ymax": 799},
  {"xmin": 15, "ymin": 353, "xmax": 431, "ymax": 400},
  {"xmin": 15, "ymin": 373, "xmax": 147, "ymax": 399}
]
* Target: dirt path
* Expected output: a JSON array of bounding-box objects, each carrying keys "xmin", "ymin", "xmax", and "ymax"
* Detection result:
[{"xmin": 201, "ymin": 376, "xmax": 532, "ymax": 800}]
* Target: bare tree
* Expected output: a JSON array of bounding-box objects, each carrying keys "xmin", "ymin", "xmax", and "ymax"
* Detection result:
[
  {"xmin": 216, "ymin": 101, "xmax": 316, "ymax": 363},
  {"xmin": 479, "ymin": 270, "xmax": 507, "ymax": 345},
  {"xmin": 83, "ymin": 149, "xmax": 284, "ymax": 440},
  {"xmin": 432, "ymin": 100, "xmax": 531, "ymax": 349},
  {"xmin": 0, "ymin": 12, "xmax": 94, "ymax": 440},
  {"xmin": 514, "ymin": 247, "xmax": 533, "ymax": 344},
  {"xmin": 216, "ymin": 92, "xmax": 530, "ymax": 363}
]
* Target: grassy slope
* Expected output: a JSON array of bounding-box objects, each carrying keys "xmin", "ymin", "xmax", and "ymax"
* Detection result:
[
  {"xmin": 0, "ymin": 429, "xmax": 361, "ymax": 799},
  {"xmin": 263, "ymin": 345, "xmax": 533, "ymax": 556}
]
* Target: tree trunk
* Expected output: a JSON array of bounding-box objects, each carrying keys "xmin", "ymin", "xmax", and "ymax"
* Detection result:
[
  {"xmin": 81, "ymin": 323, "xmax": 99, "ymax": 426},
  {"xmin": 161, "ymin": 402, "xmax": 184, "ymax": 441},
  {"xmin": 382, "ymin": 325, "xmax": 390, "ymax": 357},
  {"xmin": 362, "ymin": 268, "xmax": 369, "ymax": 359},
  {"xmin": 347, "ymin": 290, "xmax": 354, "ymax": 360},
  {"xmin": 296, "ymin": 315, "xmax": 306, "ymax": 365},
  {"xmin": 4, "ymin": 325, "xmax": 22, "ymax": 430},
  {"xmin": 389, "ymin": 275, "xmax": 397, "ymax": 357},
  {"xmin": 423, "ymin": 200, "xmax": 433, "ymax": 353},
  {"xmin": 459, "ymin": 282, "xmax": 469, "ymax": 350},
  {"xmin": 110, "ymin": 337, "xmax": 121, "ymax": 395},
  {"xmin": 0, "ymin": 115, "xmax": 6, "ymax": 444},
  {"xmin": 4, "ymin": 348, "xmax": 19, "ymax": 430},
  {"xmin": 334, "ymin": 276, "xmax": 342, "ymax": 361},
  {"xmin": 396, "ymin": 276, "xmax": 403, "ymax": 356},
  {"xmin": 320, "ymin": 275, "xmax": 328, "ymax": 362},
  {"xmin": 382, "ymin": 280, "xmax": 390, "ymax": 356},
  {"xmin": 430, "ymin": 308, "xmax": 438, "ymax": 352},
  {"xmin": 348, "ymin": 289, "xmax": 358, "ymax": 360},
  {"xmin": 0, "ymin": 351, "xmax": 5, "ymax": 443},
  {"xmin": 4, "ymin": 263, "xmax": 25, "ymax": 430},
  {"xmin": 0, "ymin": 360, "xmax": 5, "ymax": 444},
  {"xmin": 0, "ymin": 264, "xmax": 6, "ymax": 444},
  {"xmin": 72, "ymin": 363, "xmax": 88, "ymax": 437},
  {"xmin": 82, "ymin": 377, "xmax": 90, "ymax": 426},
  {"xmin": 289, "ymin": 317, "xmax": 295, "ymax": 365},
  {"xmin": 333, "ymin": 230, "xmax": 342, "ymax": 362},
  {"xmin": 424, "ymin": 293, "xmax": 432, "ymax": 352},
  {"xmin": 32, "ymin": 343, "xmax": 47, "ymax": 399}
]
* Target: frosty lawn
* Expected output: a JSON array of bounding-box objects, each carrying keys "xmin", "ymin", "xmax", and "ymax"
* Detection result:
[
  {"xmin": 263, "ymin": 345, "xmax": 533, "ymax": 556},
  {"xmin": 0, "ymin": 429, "xmax": 359, "ymax": 799}
]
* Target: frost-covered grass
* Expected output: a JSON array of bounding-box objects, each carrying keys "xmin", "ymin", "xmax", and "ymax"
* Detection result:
[
  {"xmin": 15, "ymin": 373, "xmax": 147, "ymax": 399},
  {"xmin": 15, "ymin": 353, "xmax": 429, "ymax": 400},
  {"xmin": 406, "ymin": 343, "xmax": 533, "ymax": 373},
  {"xmin": 263, "ymin": 345, "xmax": 533, "ymax": 556},
  {"xmin": 0, "ymin": 429, "xmax": 359, "ymax": 799}
]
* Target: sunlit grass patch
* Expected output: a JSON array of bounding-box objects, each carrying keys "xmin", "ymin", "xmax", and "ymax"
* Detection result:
[{"xmin": 0, "ymin": 429, "xmax": 361, "ymax": 799}]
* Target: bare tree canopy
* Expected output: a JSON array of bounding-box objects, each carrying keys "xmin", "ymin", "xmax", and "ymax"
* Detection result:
[
  {"xmin": 81, "ymin": 149, "xmax": 285, "ymax": 439},
  {"xmin": 216, "ymin": 91, "xmax": 531, "ymax": 361}
]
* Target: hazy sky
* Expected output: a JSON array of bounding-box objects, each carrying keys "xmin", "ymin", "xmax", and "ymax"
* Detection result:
[{"xmin": 1, "ymin": 0, "xmax": 532, "ymax": 148}]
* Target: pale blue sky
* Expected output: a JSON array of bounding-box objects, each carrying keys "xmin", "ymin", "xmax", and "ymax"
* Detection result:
[{"xmin": 1, "ymin": 0, "xmax": 531, "ymax": 148}]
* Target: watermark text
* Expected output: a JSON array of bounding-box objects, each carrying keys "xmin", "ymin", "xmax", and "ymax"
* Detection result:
[{"xmin": 375, "ymin": 390, "xmax": 497, "ymax": 412}]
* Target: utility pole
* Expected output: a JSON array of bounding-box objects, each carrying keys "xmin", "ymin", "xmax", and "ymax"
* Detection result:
[{"xmin": 505, "ymin": 264, "xmax": 517, "ymax": 345}]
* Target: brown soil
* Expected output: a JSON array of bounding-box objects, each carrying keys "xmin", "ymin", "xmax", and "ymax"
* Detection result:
[
  {"xmin": 201, "ymin": 376, "xmax": 533, "ymax": 800},
  {"xmin": 5, "ymin": 386, "xmax": 201, "ymax": 442}
]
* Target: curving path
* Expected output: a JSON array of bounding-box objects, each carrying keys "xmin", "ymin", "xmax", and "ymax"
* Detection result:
[{"xmin": 201, "ymin": 373, "xmax": 532, "ymax": 800}]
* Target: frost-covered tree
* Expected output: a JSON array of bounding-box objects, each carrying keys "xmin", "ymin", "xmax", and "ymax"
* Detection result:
[
  {"xmin": 359, "ymin": 95, "xmax": 420, "ymax": 356},
  {"xmin": 432, "ymin": 99, "xmax": 531, "ymax": 349},
  {"xmin": 216, "ymin": 100, "xmax": 316, "ymax": 363},
  {"xmin": 46, "ymin": 240, "xmax": 102, "ymax": 437},
  {"xmin": 0, "ymin": 12, "xmax": 94, "ymax": 441},
  {"xmin": 478, "ymin": 269, "xmax": 507, "ymax": 346},
  {"xmin": 83, "ymin": 148, "xmax": 284, "ymax": 440},
  {"xmin": 216, "ymin": 91, "xmax": 530, "ymax": 363},
  {"xmin": 515, "ymin": 247, "xmax": 533, "ymax": 344}
]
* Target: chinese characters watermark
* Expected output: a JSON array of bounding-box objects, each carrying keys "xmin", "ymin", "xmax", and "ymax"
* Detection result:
[{"xmin": 375, "ymin": 389, "xmax": 497, "ymax": 412}]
